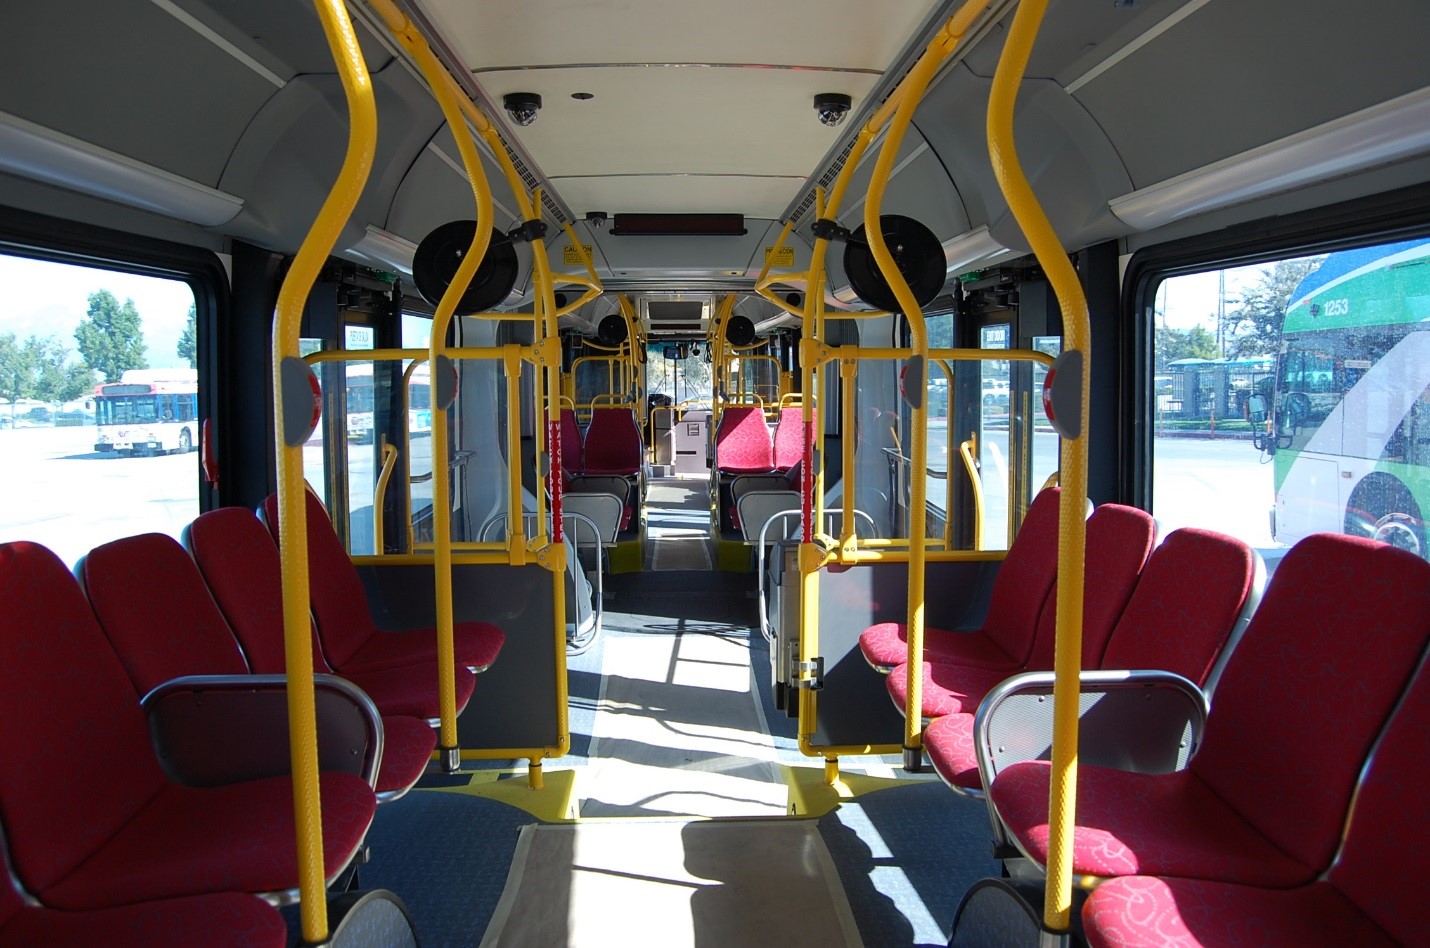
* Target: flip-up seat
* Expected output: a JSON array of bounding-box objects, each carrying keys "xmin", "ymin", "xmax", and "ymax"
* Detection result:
[
  {"xmin": 859, "ymin": 486, "xmax": 1063, "ymax": 672},
  {"xmin": 581, "ymin": 407, "xmax": 642, "ymax": 476},
  {"xmin": 989, "ymin": 533, "xmax": 1430, "ymax": 888},
  {"xmin": 1082, "ymin": 651, "xmax": 1429, "ymax": 948},
  {"xmin": 885, "ymin": 501, "xmax": 1155, "ymax": 719},
  {"xmin": 78, "ymin": 532, "xmax": 435, "ymax": 800},
  {"xmin": 0, "ymin": 541, "xmax": 375, "ymax": 911},
  {"xmin": 771, "ymin": 405, "xmax": 805, "ymax": 472},
  {"xmin": 924, "ymin": 527, "xmax": 1259, "ymax": 792},
  {"xmin": 190, "ymin": 507, "xmax": 475, "ymax": 722},
  {"xmin": 262, "ymin": 490, "xmax": 504, "ymax": 674}
]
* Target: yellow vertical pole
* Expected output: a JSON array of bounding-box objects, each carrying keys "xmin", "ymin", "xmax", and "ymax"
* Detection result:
[
  {"xmin": 275, "ymin": 1, "xmax": 376, "ymax": 940},
  {"xmin": 988, "ymin": 0, "xmax": 1090, "ymax": 931}
]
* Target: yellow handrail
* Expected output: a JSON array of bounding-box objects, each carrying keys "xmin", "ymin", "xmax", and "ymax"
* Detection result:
[
  {"xmin": 959, "ymin": 433, "xmax": 983, "ymax": 550},
  {"xmin": 274, "ymin": 0, "xmax": 376, "ymax": 939},
  {"xmin": 988, "ymin": 0, "xmax": 1091, "ymax": 931},
  {"xmin": 374, "ymin": 440, "xmax": 399, "ymax": 552}
]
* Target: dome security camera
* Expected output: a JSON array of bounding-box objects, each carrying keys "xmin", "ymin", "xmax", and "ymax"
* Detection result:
[
  {"xmin": 503, "ymin": 92, "xmax": 542, "ymax": 127},
  {"xmin": 814, "ymin": 92, "xmax": 852, "ymax": 128}
]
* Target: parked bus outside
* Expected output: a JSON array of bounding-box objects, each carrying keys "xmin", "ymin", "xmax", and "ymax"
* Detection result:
[
  {"xmin": 1252, "ymin": 237, "xmax": 1430, "ymax": 558},
  {"xmin": 93, "ymin": 367, "xmax": 198, "ymax": 456}
]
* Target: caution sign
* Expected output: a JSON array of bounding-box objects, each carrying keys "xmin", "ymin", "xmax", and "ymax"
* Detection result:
[
  {"xmin": 764, "ymin": 246, "xmax": 795, "ymax": 267},
  {"xmin": 563, "ymin": 244, "xmax": 593, "ymax": 266}
]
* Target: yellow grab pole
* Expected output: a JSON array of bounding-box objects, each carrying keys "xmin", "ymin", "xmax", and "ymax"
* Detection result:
[
  {"xmin": 864, "ymin": 1, "xmax": 984, "ymax": 766},
  {"xmin": 274, "ymin": 0, "xmax": 376, "ymax": 940},
  {"xmin": 374, "ymin": 441, "xmax": 399, "ymax": 552},
  {"xmin": 372, "ymin": 0, "xmax": 494, "ymax": 765},
  {"xmin": 988, "ymin": 0, "xmax": 1090, "ymax": 931}
]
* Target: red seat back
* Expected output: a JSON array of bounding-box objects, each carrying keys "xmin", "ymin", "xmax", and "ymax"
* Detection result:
[
  {"xmin": 559, "ymin": 409, "xmax": 584, "ymax": 475},
  {"xmin": 715, "ymin": 405, "xmax": 774, "ymax": 474},
  {"xmin": 1021, "ymin": 503, "xmax": 1155, "ymax": 670},
  {"xmin": 261, "ymin": 491, "xmax": 377, "ymax": 669},
  {"xmin": 187, "ymin": 507, "xmax": 332, "ymax": 674},
  {"xmin": 1099, "ymin": 527, "xmax": 1255, "ymax": 684},
  {"xmin": 79, "ymin": 533, "xmax": 250, "ymax": 694},
  {"xmin": 1328, "ymin": 658, "xmax": 1428, "ymax": 945},
  {"xmin": 772, "ymin": 406, "xmax": 805, "ymax": 472},
  {"xmin": 975, "ymin": 487, "xmax": 1063, "ymax": 665},
  {"xmin": 1190, "ymin": 533, "xmax": 1430, "ymax": 875},
  {"xmin": 0, "ymin": 542, "xmax": 168, "ymax": 896},
  {"xmin": 581, "ymin": 408, "xmax": 642, "ymax": 475}
]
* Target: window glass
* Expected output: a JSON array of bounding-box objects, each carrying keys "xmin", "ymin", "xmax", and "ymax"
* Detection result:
[{"xmin": 0, "ymin": 254, "xmax": 199, "ymax": 566}]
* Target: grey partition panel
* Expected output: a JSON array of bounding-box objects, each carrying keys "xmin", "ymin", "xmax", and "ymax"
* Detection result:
[
  {"xmin": 355, "ymin": 562, "xmax": 560, "ymax": 753},
  {"xmin": 813, "ymin": 559, "xmax": 1000, "ymax": 748}
]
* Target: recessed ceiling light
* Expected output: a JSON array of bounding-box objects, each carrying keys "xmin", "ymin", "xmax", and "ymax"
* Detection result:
[{"xmin": 572, "ymin": 92, "xmax": 594, "ymax": 101}]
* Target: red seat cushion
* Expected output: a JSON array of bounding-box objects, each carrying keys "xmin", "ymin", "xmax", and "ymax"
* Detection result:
[
  {"xmin": 341, "ymin": 620, "xmax": 506, "ymax": 675},
  {"xmin": 859, "ymin": 621, "xmax": 1021, "ymax": 672},
  {"xmin": 0, "ymin": 891, "xmax": 287, "ymax": 948},
  {"xmin": 992, "ymin": 763, "xmax": 1314, "ymax": 887},
  {"xmin": 1083, "ymin": 875, "xmax": 1396, "ymax": 948},
  {"xmin": 343, "ymin": 662, "xmax": 475, "ymax": 721},
  {"xmin": 377, "ymin": 715, "xmax": 438, "ymax": 795},
  {"xmin": 922, "ymin": 712, "xmax": 982, "ymax": 790},
  {"xmin": 40, "ymin": 773, "xmax": 376, "ymax": 910},
  {"xmin": 886, "ymin": 661, "xmax": 1007, "ymax": 717},
  {"xmin": 581, "ymin": 408, "xmax": 642, "ymax": 475},
  {"xmin": 559, "ymin": 409, "xmax": 584, "ymax": 475},
  {"xmin": 772, "ymin": 406, "xmax": 805, "ymax": 471},
  {"xmin": 715, "ymin": 405, "xmax": 774, "ymax": 474}
]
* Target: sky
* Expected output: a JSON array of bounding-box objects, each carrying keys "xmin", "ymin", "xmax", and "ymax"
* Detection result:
[
  {"xmin": 1154, "ymin": 265, "xmax": 1263, "ymax": 332},
  {"xmin": 0, "ymin": 255, "xmax": 195, "ymax": 370}
]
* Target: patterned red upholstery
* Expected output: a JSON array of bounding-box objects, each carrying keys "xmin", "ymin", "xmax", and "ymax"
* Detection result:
[
  {"xmin": 922, "ymin": 527, "xmax": 1255, "ymax": 793},
  {"xmin": 0, "ymin": 880, "xmax": 286, "ymax": 948},
  {"xmin": 1083, "ymin": 658, "xmax": 1428, "ymax": 947},
  {"xmin": 772, "ymin": 406, "xmax": 805, "ymax": 472},
  {"xmin": 581, "ymin": 408, "xmax": 642, "ymax": 475},
  {"xmin": 991, "ymin": 533, "xmax": 1430, "ymax": 886},
  {"xmin": 262, "ymin": 491, "xmax": 504, "ymax": 673},
  {"xmin": 560, "ymin": 409, "xmax": 584, "ymax": 474},
  {"xmin": 715, "ymin": 405, "xmax": 774, "ymax": 474},
  {"xmin": 81, "ymin": 531, "xmax": 433, "ymax": 798},
  {"xmin": 0, "ymin": 541, "xmax": 375, "ymax": 911},
  {"xmin": 889, "ymin": 503, "xmax": 1154, "ymax": 718},
  {"xmin": 189, "ymin": 508, "xmax": 475, "ymax": 721},
  {"xmin": 858, "ymin": 487, "xmax": 1062, "ymax": 671}
]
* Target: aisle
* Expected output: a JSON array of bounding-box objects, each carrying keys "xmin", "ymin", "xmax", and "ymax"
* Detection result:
[{"xmin": 643, "ymin": 475, "xmax": 713, "ymax": 571}]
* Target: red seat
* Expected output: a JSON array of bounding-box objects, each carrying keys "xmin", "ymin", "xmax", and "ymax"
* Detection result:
[
  {"xmin": 989, "ymin": 533, "xmax": 1430, "ymax": 888},
  {"xmin": 189, "ymin": 507, "xmax": 475, "ymax": 722},
  {"xmin": 924, "ymin": 527, "xmax": 1257, "ymax": 791},
  {"xmin": 886, "ymin": 502, "xmax": 1155, "ymax": 718},
  {"xmin": 262, "ymin": 490, "xmax": 504, "ymax": 674},
  {"xmin": 559, "ymin": 408, "xmax": 584, "ymax": 475},
  {"xmin": 581, "ymin": 407, "xmax": 642, "ymax": 476},
  {"xmin": 771, "ymin": 405, "xmax": 805, "ymax": 472},
  {"xmin": 715, "ymin": 405, "xmax": 774, "ymax": 474},
  {"xmin": 1082, "ymin": 653, "xmax": 1429, "ymax": 947},
  {"xmin": 0, "ymin": 541, "xmax": 375, "ymax": 911},
  {"xmin": 78, "ymin": 532, "xmax": 435, "ymax": 799},
  {"xmin": 859, "ymin": 486, "xmax": 1063, "ymax": 672}
]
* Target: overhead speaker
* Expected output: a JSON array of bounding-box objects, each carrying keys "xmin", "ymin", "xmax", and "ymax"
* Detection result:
[
  {"xmin": 597, "ymin": 313, "xmax": 628, "ymax": 345},
  {"xmin": 785, "ymin": 292, "xmax": 803, "ymax": 309},
  {"xmin": 412, "ymin": 220, "xmax": 520, "ymax": 316},
  {"xmin": 725, "ymin": 314, "xmax": 756, "ymax": 347},
  {"xmin": 842, "ymin": 214, "xmax": 945, "ymax": 313}
]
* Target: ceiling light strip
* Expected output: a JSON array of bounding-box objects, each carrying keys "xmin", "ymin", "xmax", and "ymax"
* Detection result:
[
  {"xmin": 148, "ymin": 0, "xmax": 286, "ymax": 88},
  {"xmin": 470, "ymin": 61, "xmax": 883, "ymax": 75}
]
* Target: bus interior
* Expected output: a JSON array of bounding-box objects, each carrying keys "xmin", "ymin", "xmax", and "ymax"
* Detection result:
[{"xmin": 0, "ymin": 1, "xmax": 1428, "ymax": 945}]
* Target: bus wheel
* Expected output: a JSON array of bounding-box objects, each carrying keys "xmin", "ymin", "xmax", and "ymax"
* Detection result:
[
  {"xmin": 1374, "ymin": 513, "xmax": 1425, "ymax": 559},
  {"xmin": 176, "ymin": 428, "xmax": 193, "ymax": 454}
]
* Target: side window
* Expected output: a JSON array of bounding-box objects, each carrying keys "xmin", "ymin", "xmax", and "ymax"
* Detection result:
[{"xmin": 0, "ymin": 253, "xmax": 200, "ymax": 565}]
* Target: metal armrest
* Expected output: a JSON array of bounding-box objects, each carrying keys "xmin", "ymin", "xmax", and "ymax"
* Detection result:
[
  {"xmin": 143, "ymin": 673, "xmax": 382, "ymax": 790},
  {"xmin": 976, "ymin": 670, "xmax": 1206, "ymax": 844}
]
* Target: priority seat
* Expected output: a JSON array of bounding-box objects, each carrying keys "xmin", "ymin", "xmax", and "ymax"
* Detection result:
[
  {"xmin": 77, "ymin": 532, "xmax": 436, "ymax": 800},
  {"xmin": 1081, "ymin": 651, "xmax": 1429, "ymax": 947},
  {"xmin": 189, "ymin": 507, "xmax": 476, "ymax": 722},
  {"xmin": 885, "ymin": 501, "xmax": 1155, "ymax": 719},
  {"xmin": 923, "ymin": 527, "xmax": 1260, "ymax": 792},
  {"xmin": 262, "ymin": 490, "xmax": 505, "ymax": 674},
  {"xmin": 0, "ymin": 541, "xmax": 376, "ymax": 911},
  {"xmin": 988, "ymin": 533, "xmax": 1430, "ymax": 888},
  {"xmin": 859, "ymin": 486, "xmax": 1063, "ymax": 672}
]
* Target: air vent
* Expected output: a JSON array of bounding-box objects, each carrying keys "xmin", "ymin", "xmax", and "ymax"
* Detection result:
[{"xmin": 610, "ymin": 214, "xmax": 746, "ymax": 236}]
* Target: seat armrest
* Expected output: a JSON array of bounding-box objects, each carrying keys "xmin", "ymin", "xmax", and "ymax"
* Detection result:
[{"xmin": 143, "ymin": 673, "xmax": 382, "ymax": 789}]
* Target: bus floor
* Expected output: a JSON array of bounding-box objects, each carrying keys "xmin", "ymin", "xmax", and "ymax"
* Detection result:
[
  {"xmin": 644, "ymin": 474, "xmax": 715, "ymax": 571},
  {"xmin": 337, "ymin": 562, "xmax": 997, "ymax": 946}
]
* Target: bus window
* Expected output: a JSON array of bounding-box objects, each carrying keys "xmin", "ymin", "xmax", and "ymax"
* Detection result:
[
  {"xmin": 1151, "ymin": 237, "xmax": 1430, "ymax": 564},
  {"xmin": 0, "ymin": 253, "xmax": 200, "ymax": 566}
]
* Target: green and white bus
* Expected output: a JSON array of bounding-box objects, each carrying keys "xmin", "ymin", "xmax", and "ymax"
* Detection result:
[{"xmin": 1252, "ymin": 237, "xmax": 1430, "ymax": 558}]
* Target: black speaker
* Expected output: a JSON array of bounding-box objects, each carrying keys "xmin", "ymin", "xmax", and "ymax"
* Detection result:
[
  {"xmin": 785, "ymin": 292, "xmax": 803, "ymax": 309},
  {"xmin": 725, "ymin": 314, "xmax": 756, "ymax": 346},
  {"xmin": 553, "ymin": 292, "xmax": 568, "ymax": 309},
  {"xmin": 412, "ymin": 220, "xmax": 520, "ymax": 315},
  {"xmin": 597, "ymin": 313, "xmax": 628, "ymax": 345},
  {"xmin": 842, "ymin": 214, "xmax": 944, "ymax": 313}
]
